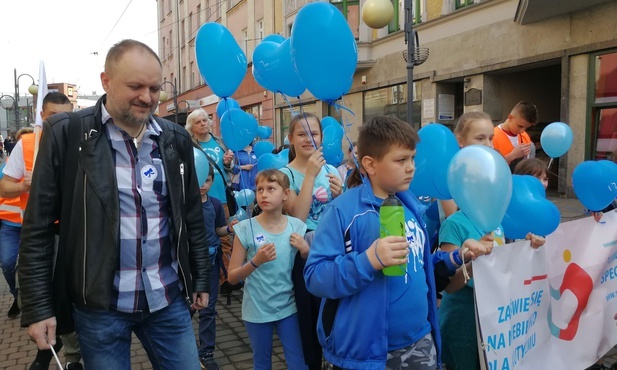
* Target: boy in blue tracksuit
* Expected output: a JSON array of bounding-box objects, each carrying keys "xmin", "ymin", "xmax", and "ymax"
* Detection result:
[{"xmin": 305, "ymin": 116, "xmax": 471, "ymax": 370}]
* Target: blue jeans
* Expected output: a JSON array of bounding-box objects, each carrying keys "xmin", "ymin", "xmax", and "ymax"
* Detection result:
[
  {"xmin": 198, "ymin": 246, "xmax": 220, "ymax": 357},
  {"xmin": 73, "ymin": 294, "xmax": 200, "ymax": 370},
  {"xmin": 0, "ymin": 222, "xmax": 20, "ymax": 298},
  {"xmin": 244, "ymin": 313, "xmax": 308, "ymax": 370}
]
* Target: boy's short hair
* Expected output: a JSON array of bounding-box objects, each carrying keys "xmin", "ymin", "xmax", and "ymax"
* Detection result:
[
  {"xmin": 255, "ymin": 169, "xmax": 290, "ymax": 190},
  {"xmin": 207, "ymin": 163, "xmax": 215, "ymax": 180},
  {"xmin": 358, "ymin": 116, "xmax": 419, "ymax": 162},
  {"xmin": 511, "ymin": 101, "xmax": 538, "ymax": 125},
  {"xmin": 347, "ymin": 116, "xmax": 419, "ymax": 189}
]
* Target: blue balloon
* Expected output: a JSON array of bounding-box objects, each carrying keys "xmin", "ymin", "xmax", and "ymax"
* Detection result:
[
  {"xmin": 256, "ymin": 126, "xmax": 273, "ymax": 139},
  {"xmin": 541, "ymin": 122, "xmax": 573, "ymax": 158},
  {"xmin": 502, "ymin": 175, "xmax": 560, "ymax": 239},
  {"xmin": 216, "ymin": 98, "xmax": 240, "ymax": 119},
  {"xmin": 252, "ymin": 38, "xmax": 306, "ymax": 97},
  {"xmin": 252, "ymin": 41, "xmax": 280, "ymax": 92},
  {"xmin": 447, "ymin": 145, "xmax": 512, "ymax": 233},
  {"xmin": 195, "ymin": 23, "xmax": 247, "ymax": 98},
  {"xmin": 235, "ymin": 189, "xmax": 256, "ymax": 207},
  {"xmin": 235, "ymin": 208, "xmax": 249, "ymax": 221},
  {"xmin": 291, "ymin": 2, "xmax": 358, "ymax": 102},
  {"xmin": 410, "ymin": 124, "xmax": 460, "ymax": 199},
  {"xmin": 220, "ymin": 109, "xmax": 258, "ymax": 151},
  {"xmin": 321, "ymin": 116, "xmax": 340, "ymax": 131},
  {"xmin": 257, "ymin": 152, "xmax": 288, "ymax": 171},
  {"xmin": 573, "ymin": 160, "xmax": 617, "ymax": 211},
  {"xmin": 193, "ymin": 147, "xmax": 210, "ymax": 186},
  {"xmin": 262, "ymin": 34, "xmax": 285, "ymax": 44},
  {"xmin": 322, "ymin": 125, "xmax": 344, "ymax": 167},
  {"xmin": 254, "ymin": 141, "xmax": 275, "ymax": 158},
  {"xmin": 274, "ymin": 38, "xmax": 306, "ymax": 97}
]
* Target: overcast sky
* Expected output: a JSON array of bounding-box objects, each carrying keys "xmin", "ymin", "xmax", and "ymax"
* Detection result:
[{"xmin": 0, "ymin": 0, "xmax": 159, "ymax": 97}]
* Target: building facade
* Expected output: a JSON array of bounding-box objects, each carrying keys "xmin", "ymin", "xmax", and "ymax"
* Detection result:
[{"xmin": 157, "ymin": 0, "xmax": 617, "ymax": 194}]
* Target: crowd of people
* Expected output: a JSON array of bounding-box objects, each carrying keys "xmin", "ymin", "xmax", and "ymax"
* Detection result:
[{"xmin": 0, "ymin": 38, "xmax": 615, "ymax": 370}]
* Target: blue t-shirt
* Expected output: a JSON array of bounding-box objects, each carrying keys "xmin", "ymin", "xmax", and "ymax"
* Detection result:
[
  {"xmin": 202, "ymin": 195, "xmax": 227, "ymax": 248},
  {"xmin": 279, "ymin": 164, "xmax": 340, "ymax": 231},
  {"xmin": 200, "ymin": 137, "xmax": 228, "ymax": 204},
  {"xmin": 234, "ymin": 215, "xmax": 307, "ymax": 323},
  {"xmin": 234, "ymin": 149, "xmax": 258, "ymax": 192},
  {"xmin": 387, "ymin": 202, "xmax": 431, "ymax": 350}
]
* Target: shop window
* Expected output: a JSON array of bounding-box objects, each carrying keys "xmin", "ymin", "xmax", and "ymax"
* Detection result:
[
  {"xmin": 590, "ymin": 50, "xmax": 617, "ymax": 159},
  {"xmin": 364, "ymin": 83, "xmax": 421, "ymax": 126},
  {"xmin": 278, "ymin": 103, "xmax": 317, "ymax": 145}
]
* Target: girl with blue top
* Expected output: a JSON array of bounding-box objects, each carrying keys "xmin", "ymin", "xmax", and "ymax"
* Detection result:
[
  {"xmin": 279, "ymin": 112, "xmax": 343, "ymax": 369},
  {"xmin": 438, "ymin": 112, "xmax": 545, "ymax": 370},
  {"xmin": 305, "ymin": 116, "xmax": 448, "ymax": 370},
  {"xmin": 228, "ymin": 169, "xmax": 309, "ymax": 370}
]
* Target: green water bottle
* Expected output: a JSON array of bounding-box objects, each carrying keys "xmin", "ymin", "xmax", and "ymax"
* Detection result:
[{"xmin": 380, "ymin": 195, "xmax": 407, "ymax": 276}]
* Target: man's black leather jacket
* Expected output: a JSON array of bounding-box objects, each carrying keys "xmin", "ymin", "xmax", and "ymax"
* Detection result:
[{"xmin": 19, "ymin": 96, "xmax": 209, "ymax": 333}]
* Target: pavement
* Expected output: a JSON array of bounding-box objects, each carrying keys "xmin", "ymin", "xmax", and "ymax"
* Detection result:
[{"xmin": 0, "ymin": 194, "xmax": 615, "ymax": 369}]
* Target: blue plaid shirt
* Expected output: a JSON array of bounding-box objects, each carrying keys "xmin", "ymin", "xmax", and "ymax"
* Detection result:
[{"xmin": 101, "ymin": 105, "xmax": 181, "ymax": 313}]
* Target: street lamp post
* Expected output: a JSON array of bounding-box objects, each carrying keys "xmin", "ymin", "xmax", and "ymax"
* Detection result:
[
  {"xmin": 403, "ymin": 0, "xmax": 428, "ymax": 130},
  {"xmin": 159, "ymin": 77, "xmax": 178, "ymax": 124},
  {"xmin": 12, "ymin": 69, "xmax": 38, "ymax": 130},
  {"xmin": 1, "ymin": 95, "xmax": 16, "ymax": 134}
]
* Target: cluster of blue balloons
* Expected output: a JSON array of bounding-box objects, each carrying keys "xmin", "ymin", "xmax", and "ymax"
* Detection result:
[{"xmin": 252, "ymin": 2, "xmax": 357, "ymax": 103}]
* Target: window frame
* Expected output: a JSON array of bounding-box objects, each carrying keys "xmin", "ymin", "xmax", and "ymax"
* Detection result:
[
  {"xmin": 587, "ymin": 48, "xmax": 617, "ymax": 160},
  {"xmin": 455, "ymin": 0, "xmax": 474, "ymax": 10}
]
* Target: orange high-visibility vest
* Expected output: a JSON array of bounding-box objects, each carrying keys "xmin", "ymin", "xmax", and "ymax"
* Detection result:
[
  {"xmin": 0, "ymin": 196, "xmax": 23, "ymax": 224},
  {"xmin": 493, "ymin": 126, "xmax": 532, "ymax": 158},
  {"xmin": 19, "ymin": 133, "xmax": 35, "ymax": 212}
]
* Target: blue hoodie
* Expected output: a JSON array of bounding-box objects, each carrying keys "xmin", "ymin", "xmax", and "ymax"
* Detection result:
[{"xmin": 304, "ymin": 183, "xmax": 448, "ymax": 370}]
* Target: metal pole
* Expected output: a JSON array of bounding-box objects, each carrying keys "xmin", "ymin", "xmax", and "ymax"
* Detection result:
[
  {"xmin": 173, "ymin": 77, "xmax": 178, "ymax": 124},
  {"xmin": 13, "ymin": 69, "xmax": 20, "ymax": 130},
  {"xmin": 404, "ymin": 0, "xmax": 416, "ymax": 130}
]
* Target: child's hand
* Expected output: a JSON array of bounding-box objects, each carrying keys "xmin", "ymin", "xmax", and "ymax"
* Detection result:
[
  {"xmin": 306, "ymin": 147, "xmax": 325, "ymax": 178},
  {"xmin": 290, "ymin": 233, "xmax": 309, "ymax": 258},
  {"xmin": 525, "ymin": 233, "xmax": 545, "ymax": 249},
  {"xmin": 592, "ymin": 211, "xmax": 604, "ymax": 223},
  {"xmin": 327, "ymin": 173, "xmax": 343, "ymax": 198},
  {"xmin": 253, "ymin": 243, "xmax": 276, "ymax": 265},
  {"xmin": 512, "ymin": 143, "xmax": 532, "ymax": 159},
  {"xmin": 367, "ymin": 236, "xmax": 409, "ymax": 270},
  {"xmin": 223, "ymin": 150, "xmax": 234, "ymax": 166},
  {"xmin": 462, "ymin": 235, "xmax": 493, "ymax": 260},
  {"xmin": 228, "ymin": 219, "xmax": 239, "ymax": 233}
]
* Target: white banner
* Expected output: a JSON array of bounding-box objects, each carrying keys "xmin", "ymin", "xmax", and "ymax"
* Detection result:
[{"xmin": 474, "ymin": 210, "xmax": 617, "ymax": 370}]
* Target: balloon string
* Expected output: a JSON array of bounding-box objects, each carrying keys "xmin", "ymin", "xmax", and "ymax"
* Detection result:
[{"xmin": 332, "ymin": 98, "xmax": 359, "ymax": 177}]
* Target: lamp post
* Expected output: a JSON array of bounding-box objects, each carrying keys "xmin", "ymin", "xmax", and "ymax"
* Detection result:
[
  {"xmin": 12, "ymin": 69, "xmax": 38, "ymax": 130},
  {"xmin": 177, "ymin": 100, "xmax": 191, "ymax": 114},
  {"xmin": 26, "ymin": 100, "xmax": 33, "ymax": 124},
  {"xmin": 159, "ymin": 77, "xmax": 178, "ymax": 124},
  {"xmin": 402, "ymin": 0, "xmax": 428, "ymax": 130},
  {"xmin": 1, "ymin": 95, "xmax": 16, "ymax": 134}
]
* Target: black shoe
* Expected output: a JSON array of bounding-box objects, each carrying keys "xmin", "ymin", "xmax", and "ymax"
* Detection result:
[
  {"xmin": 200, "ymin": 356, "xmax": 220, "ymax": 370},
  {"xmin": 28, "ymin": 340, "xmax": 63, "ymax": 370},
  {"xmin": 64, "ymin": 362, "xmax": 84, "ymax": 370},
  {"xmin": 7, "ymin": 298, "xmax": 20, "ymax": 318}
]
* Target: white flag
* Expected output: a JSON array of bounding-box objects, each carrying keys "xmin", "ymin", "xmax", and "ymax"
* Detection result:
[{"xmin": 34, "ymin": 61, "xmax": 48, "ymax": 127}]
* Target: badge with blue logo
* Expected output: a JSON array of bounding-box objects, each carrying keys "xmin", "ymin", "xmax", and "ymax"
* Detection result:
[{"xmin": 142, "ymin": 165, "xmax": 158, "ymax": 180}]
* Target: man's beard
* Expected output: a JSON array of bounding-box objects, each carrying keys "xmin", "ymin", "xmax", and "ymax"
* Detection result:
[{"xmin": 120, "ymin": 106, "xmax": 153, "ymax": 126}]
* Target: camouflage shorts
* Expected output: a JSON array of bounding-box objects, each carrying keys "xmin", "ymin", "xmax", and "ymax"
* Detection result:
[{"xmin": 325, "ymin": 332, "xmax": 437, "ymax": 370}]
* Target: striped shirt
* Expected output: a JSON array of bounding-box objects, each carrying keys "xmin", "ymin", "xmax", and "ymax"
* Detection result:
[{"xmin": 101, "ymin": 105, "xmax": 181, "ymax": 313}]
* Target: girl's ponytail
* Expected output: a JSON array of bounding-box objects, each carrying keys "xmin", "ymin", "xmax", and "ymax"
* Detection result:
[{"xmin": 346, "ymin": 166, "xmax": 363, "ymax": 189}]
